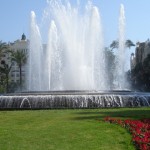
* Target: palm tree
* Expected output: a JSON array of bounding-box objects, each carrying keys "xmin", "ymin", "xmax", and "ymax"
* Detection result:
[
  {"xmin": 125, "ymin": 40, "xmax": 135, "ymax": 49},
  {"xmin": 11, "ymin": 50, "xmax": 27, "ymax": 90},
  {"xmin": 110, "ymin": 39, "xmax": 135, "ymax": 50},
  {"xmin": 110, "ymin": 40, "xmax": 119, "ymax": 50}
]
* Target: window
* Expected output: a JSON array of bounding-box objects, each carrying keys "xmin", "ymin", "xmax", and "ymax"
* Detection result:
[{"xmin": 12, "ymin": 62, "xmax": 15, "ymax": 66}]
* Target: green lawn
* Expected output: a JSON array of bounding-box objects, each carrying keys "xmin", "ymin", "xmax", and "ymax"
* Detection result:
[{"xmin": 0, "ymin": 107, "xmax": 150, "ymax": 150}]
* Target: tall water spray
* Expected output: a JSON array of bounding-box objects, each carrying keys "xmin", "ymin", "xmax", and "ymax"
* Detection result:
[
  {"xmin": 28, "ymin": 11, "xmax": 43, "ymax": 91},
  {"xmin": 28, "ymin": 1, "xmax": 107, "ymax": 91},
  {"xmin": 115, "ymin": 4, "xmax": 127, "ymax": 89},
  {"xmin": 45, "ymin": 20, "xmax": 62, "ymax": 90}
]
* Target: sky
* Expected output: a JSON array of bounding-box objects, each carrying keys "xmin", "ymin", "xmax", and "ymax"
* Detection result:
[{"xmin": 0, "ymin": 0, "xmax": 150, "ymax": 52}]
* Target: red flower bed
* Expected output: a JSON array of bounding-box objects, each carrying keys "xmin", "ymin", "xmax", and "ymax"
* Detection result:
[{"xmin": 104, "ymin": 117, "xmax": 150, "ymax": 150}]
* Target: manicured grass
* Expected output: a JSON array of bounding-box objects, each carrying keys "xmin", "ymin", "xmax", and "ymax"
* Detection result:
[{"xmin": 0, "ymin": 107, "xmax": 150, "ymax": 150}]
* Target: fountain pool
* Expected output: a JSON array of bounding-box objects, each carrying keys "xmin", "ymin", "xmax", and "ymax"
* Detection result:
[
  {"xmin": 0, "ymin": 1, "xmax": 149, "ymax": 110},
  {"xmin": 0, "ymin": 91, "xmax": 150, "ymax": 109}
]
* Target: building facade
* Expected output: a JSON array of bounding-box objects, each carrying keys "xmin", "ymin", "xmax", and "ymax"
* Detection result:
[
  {"xmin": 130, "ymin": 39, "xmax": 150, "ymax": 69},
  {"xmin": 0, "ymin": 34, "xmax": 29, "ymax": 88},
  {"xmin": 9, "ymin": 33, "xmax": 29, "ymax": 84}
]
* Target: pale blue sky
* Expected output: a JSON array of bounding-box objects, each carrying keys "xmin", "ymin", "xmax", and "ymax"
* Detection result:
[{"xmin": 0, "ymin": 0, "xmax": 150, "ymax": 48}]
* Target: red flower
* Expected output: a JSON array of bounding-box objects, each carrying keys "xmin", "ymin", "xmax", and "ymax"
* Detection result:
[{"xmin": 104, "ymin": 117, "xmax": 150, "ymax": 150}]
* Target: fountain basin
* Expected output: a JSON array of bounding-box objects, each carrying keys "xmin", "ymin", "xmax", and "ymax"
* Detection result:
[{"xmin": 0, "ymin": 91, "xmax": 150, "ymax": 110}]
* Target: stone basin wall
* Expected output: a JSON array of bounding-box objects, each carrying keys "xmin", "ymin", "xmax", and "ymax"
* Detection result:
[{"xmin": 0, "ymin": 93, "xmax": 150, "ymax": 109}]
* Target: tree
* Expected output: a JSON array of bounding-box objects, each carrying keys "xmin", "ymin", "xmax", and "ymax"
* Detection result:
[
  {"xmin": 110, "ymin": 39, "xmax": 135, "ymax": 50},
  {"xmin": 0, "ymin": 41, "xmax": 8, "ymax": 59},
  {"xmin": 11, "ymin": 50, "xmax": 27, "ymax": 90},
  {"xmin": 110, "ymin": 40, "xmax": 119, "ymax": 50},
  {"xmin": 125, "ymin": 40, "xmax": 135, "ymax": 49},
  {"xmin": 131, "ymin": 54, "xmax": 150, "ymax": 91},
  {"xmin": 0, "ymin": 61, "xmax": 12, "ymax": 92},
  {"xmin": 0, "ymin": 41, "xmax": 10, "ymax": 93},
  {"xmin": 104, "ymin": 47, "xmax": 116, "ymax": 89}
]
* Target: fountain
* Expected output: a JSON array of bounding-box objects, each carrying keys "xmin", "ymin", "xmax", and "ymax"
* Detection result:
[
  {"xmin": 0, "ymin": 1, "xmax": 150, "ymax": 109},
  {"xmin": 28, "ymin": 0, "xmax": 106, "ymax": 91}
]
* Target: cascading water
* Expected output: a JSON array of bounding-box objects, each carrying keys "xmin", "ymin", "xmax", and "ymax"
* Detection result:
[{"xmin": 28, "ymin": 1, "xmax": 107, "ymax": 91}]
